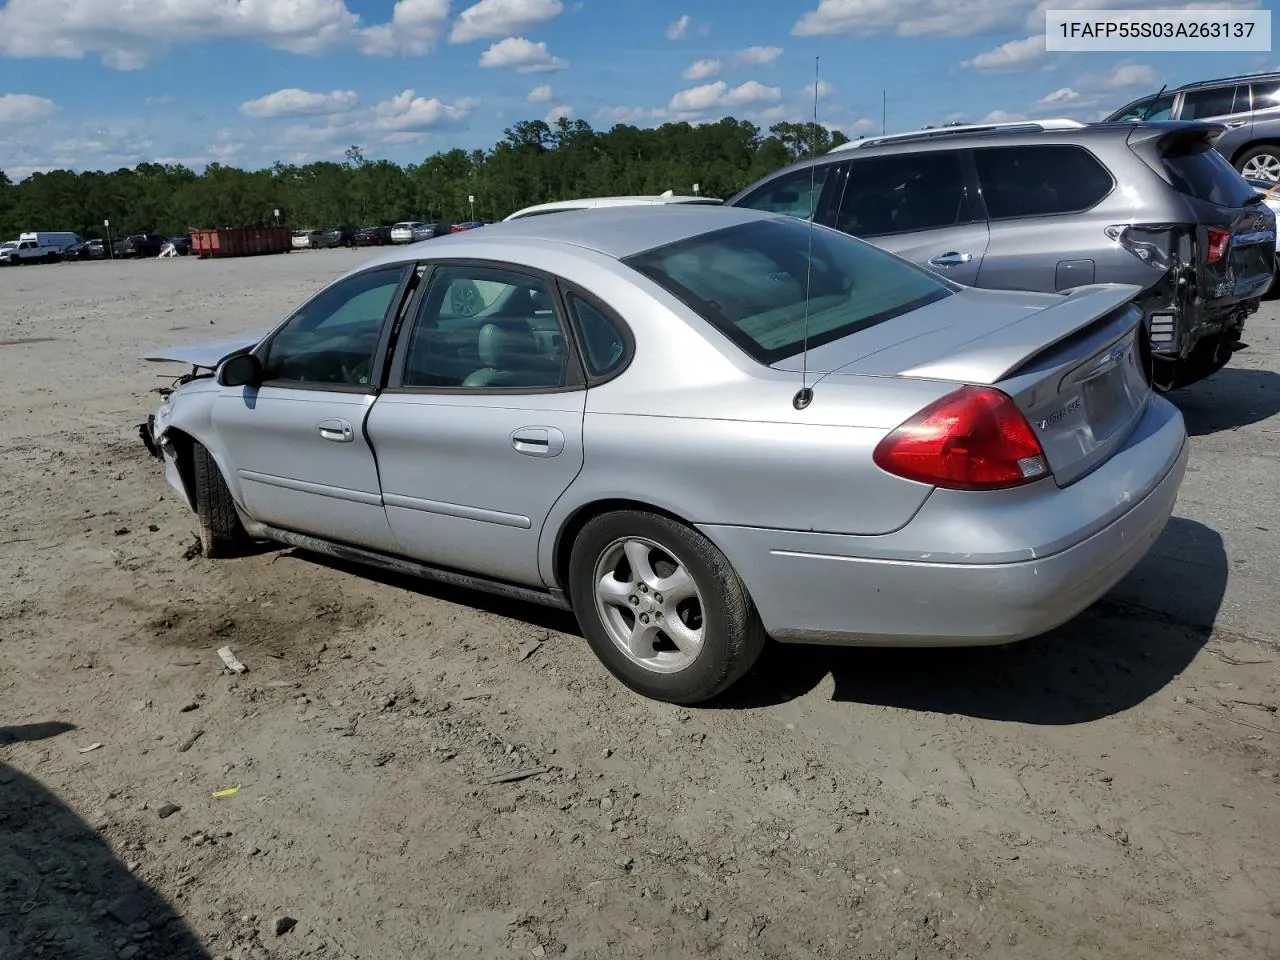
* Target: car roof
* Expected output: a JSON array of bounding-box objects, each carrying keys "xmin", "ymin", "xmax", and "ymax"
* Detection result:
[
  {"xmin": 504, "ymin": 195, "xmax": 718, "ymax": 220},
  {"xmin": 730, "ymin": 120, "xmax": 1217, "ymax": 190},
  {"xmin": 354, "ymin": 204, "xmax": 776, "ymax": 268},
  {"xmin": 1177, "ymin": 70, "xmax": 1280, "ymax": 90}
]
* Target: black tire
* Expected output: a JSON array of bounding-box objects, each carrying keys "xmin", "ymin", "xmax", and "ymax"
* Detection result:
[
  {"xmin": 1234, "ymin": 144, "xmax": 1280, "ymax": 182},
  {"xmin": 568, "ymin": 510, "xmax": 767, "ymax": 705},
  {"xmin": 192, "ymin": 441, "xmax": 247, "ymax": 558}
]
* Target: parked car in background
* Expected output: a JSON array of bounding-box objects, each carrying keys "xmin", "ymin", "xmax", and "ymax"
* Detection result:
[
  {"xmin": 450, "ymin": 221, "xmax": 485, "ymax": 232},
  {"xmin": 504, "ymin": 194, "xmax": 721, "ymax": 221},
  {"xmin": 61, "ymin": 239, "xmax": 106, "ymax": 261},
  {"xmin": 1107, "ymin": 72, "xmax": 1280, "ymax": 181},
  {"xmin": 320, "ymin": 225, "xmax": 358, "ymax": 248},
  {"xmin": 726, "ymin": 118, "xmax": 1276, "ymax": 392},
  {"xmin": 168, "ymin": 235, "xmax": 191, "ymax": 256},
  {"xmin": 115, "ymin": 234, "xmax": 168, "ymax": 258},
  {"xmin": 291, "ymin": 229, "xmax": 324, "ymax": 249},
  {"xmin": 0, "ymin": 238, "xmax": 60, "ymax": 264},
  {"xmin": 139, "ymin": 205, "xmax": 1187, "ymax": 705},
  {"xmin": 354, "ymin": 225, "xmax": 393, "ymax": 246}
]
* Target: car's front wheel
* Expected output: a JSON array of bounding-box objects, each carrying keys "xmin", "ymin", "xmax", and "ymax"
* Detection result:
[
  {"xmin": 568, "ymin": 510, "xmax": 767, "ymax": 704},
  {"xmin": 192, "ymin": 441, "xmax": 248, "ymax": 558}
]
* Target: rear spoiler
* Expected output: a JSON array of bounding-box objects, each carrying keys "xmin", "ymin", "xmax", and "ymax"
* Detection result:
[
  {"xmin": 1125, "ymin": 120, "xmax": 1226, "ymax": 154},
  {"xmin": 1121, "ymin": 120, "xmax": 1227, "ymax": 188}
]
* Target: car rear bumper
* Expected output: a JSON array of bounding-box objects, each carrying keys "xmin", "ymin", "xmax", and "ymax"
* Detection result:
[{"xmin": 700, "ymin": 395, "xmax": 1188, "ymax": 647}]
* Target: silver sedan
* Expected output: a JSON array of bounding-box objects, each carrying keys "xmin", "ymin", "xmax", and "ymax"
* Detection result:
[{"xmin": 141, "ymin": 206, "xmax": 1188, "ymax": 704}]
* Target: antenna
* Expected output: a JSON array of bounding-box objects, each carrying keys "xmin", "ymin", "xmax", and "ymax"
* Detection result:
[{"xmin": 792, "ymin": 56, "xmax": 820, "ymax": 411}]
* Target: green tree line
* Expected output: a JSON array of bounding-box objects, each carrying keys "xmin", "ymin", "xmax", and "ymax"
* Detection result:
[{"xmin": 0, "ymin": 118, "xmax": 850, "ymax": 240}]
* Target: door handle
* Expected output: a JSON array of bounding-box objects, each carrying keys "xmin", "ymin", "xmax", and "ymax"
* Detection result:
[
  {"xmin": 317, "ymin": 418, "xmax": 354, "ymax": 443},
  {"xmin": 511, "ymin": 426, "xmax": 566, "ymax": 457},
  {"xmin": 1227, "ymin": 120, "xmax": 1247, "ymax": 128},
  {"xmin": 928, "ymin": 251, "xmax": 974, "ymax": 267}
]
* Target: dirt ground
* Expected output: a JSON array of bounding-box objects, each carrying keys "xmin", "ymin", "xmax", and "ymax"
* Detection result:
[{"xmin": 2, "ymin": 249, "xmax": 1278, "ymax": 960}]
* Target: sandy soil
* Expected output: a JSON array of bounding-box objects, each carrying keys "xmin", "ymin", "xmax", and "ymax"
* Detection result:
[{"xmin": 2, "ymin": 250, "xmax": 1278, "ymax": 960}]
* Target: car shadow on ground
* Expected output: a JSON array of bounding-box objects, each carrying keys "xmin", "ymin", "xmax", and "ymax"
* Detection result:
[
  {"xmin": 287, "ymin": 517, "xmax": 1226, "ymax": 726},
  {"xmin": 0, "ymin": 723, "xmax": 212, "ymax": 960},
  {"xmin": 718, "ymin": 517, "xmax": 1227, "ymax": 722},
  {"xmin": 1171, "ymin": 366, "xmax": 1280, "ymax": 437}
]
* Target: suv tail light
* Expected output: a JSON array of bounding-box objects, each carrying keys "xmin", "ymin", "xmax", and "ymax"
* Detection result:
[
  {"xmin": 1205, "ymin": 226, "xmax": 1231, "ymax": 264},
  {"xmin": 873, "ymin": 386, "xmax": 1051, "ymax": 491}
]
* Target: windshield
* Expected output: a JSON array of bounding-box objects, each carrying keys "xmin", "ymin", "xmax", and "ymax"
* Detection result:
[{"xmin": 623, "ymin": 217, "xmax": 955, "ymax": 364}]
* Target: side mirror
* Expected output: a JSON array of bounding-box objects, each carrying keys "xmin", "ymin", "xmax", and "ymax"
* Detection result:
[{"xmin": 217, "ymin": 353, "xmax": 264, "ymax": 387}]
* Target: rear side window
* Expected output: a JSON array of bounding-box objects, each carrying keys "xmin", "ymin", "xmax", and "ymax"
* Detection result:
[
  {"xmin": 624, "ymin": 217, "xmax": 953, "ymax": 365},
  {"xmin": 566, "ymin": 293, "xmax": 629, "ymax": 378},
  {"xmin": 832, "ymin": 149, "xmax": 973, "ymax": 237},
  {"xmin": 1180, "ymin": 84, "xmax": 1248, "ymax": 119},
  {"xmin": 973, "ymin": 145, "xmax": 1114, "ymax": 219},
  {"xmin": 735, "ymin": 166, "xmax": 830, "ymax": 220},
  {"xmin": 1162, "ymin": 145, "xmax": 1258, "ymax": 207}
]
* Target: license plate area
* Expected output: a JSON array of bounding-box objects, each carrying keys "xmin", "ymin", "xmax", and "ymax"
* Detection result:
[{"xmin": 1082, "ymin": 367, "xmax": 1129, "ymax": 441}]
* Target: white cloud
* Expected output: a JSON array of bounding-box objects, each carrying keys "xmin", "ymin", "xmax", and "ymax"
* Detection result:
[
  {"xmin": 0, "ymin": 0, "xmax": 459, "ymax": 69},
  {"xmin": 527, "ymin": 84, "xmax": 554, "ymax": 102},
  {"xmin": 850, "ymin": 117, "xmax": 876, "ymax": 133},
  {"xmin": 666, "ymin": 14, "xmax": 692, "ymax": 39},
  {"xmin": 0, "ymin": 93, "xmax": 57, "ymax": 124},
  {"xmin": 801, "ymin": 80, "xmax": 835, "ymax": 100},
  {"xmin": 545, "ymin": 103, "xmax": 573, "ymax": 124},
  {"xmin": 1039, "ymin": 87, "xmax": 1081, "ymax": 105},
  {"xmin": 982, "ymin": 109, "xmax": 1028, "ymax": 123},
  {"xmin": 961, "ymin": 34, "xmax": 1045, "ymax": 72},
  {"xmin": 356, "ymin": 0, "xmax": 450, "ymax": 56},
  {"xmin": 726, "ymin": 80, "xmax": 782, "ymax": 106},
  {"xmin": 449, "ymin": 0, "xmax": 563, "ymax": 43},
  {"xmin": 372, "ymin": 90, "xmax": 478, "ymax": 130},
  {"xmin": 240, "ymin": 88, "xmax": 359, "ymax": 119},
  {"xmin": 735, "ymin": 45, "xmax": 783, "ymax": 65},
  {"xmin": 478, "ymin": 36, "xmax": 568, "ymax": 72},
  {"xmin": 683, "ymin": 58, "xmax": 721, "ymax": 80},
  {"xmin": 1107, "ymin": 62, "xmax": 1159, "ymax": 88},
  {"xmin": 668, "ymin": 79, "xmax": 781, "ymax": 115}
]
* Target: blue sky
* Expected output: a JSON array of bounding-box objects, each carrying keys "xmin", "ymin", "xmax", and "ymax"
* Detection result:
[{"xmin": 0, "ymin": 0, "xmax": 1272, "ymax": 179}]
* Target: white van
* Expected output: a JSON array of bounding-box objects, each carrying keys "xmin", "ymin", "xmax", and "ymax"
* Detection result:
[{"xmin": 19, "ymin": 231, "xmax": 82, "ymax": 251}]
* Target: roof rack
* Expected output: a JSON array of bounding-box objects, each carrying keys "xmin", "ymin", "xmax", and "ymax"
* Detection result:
[
  {"xmin": 830, "ymin": 118, "xmax": 1086, "ymax": 152},
  {"xmin": 1179, "ymin": 71, "xmax": 1280, "ymax": 90}
]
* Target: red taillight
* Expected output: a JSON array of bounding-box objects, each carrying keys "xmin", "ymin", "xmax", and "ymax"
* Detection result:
[
  {"xmin": 1206, "ymin": 226, "xmax": 1231, "ymax": 264},
  {"xmin": 872, "ymin": 386, "xmax": 1051, "ymax": 491}
]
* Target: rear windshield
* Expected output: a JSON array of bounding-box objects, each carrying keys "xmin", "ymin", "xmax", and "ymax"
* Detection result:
[
  {"xmin": 1163, "ymin": 145, "xmax": 1257, "ymax": 207},
  {"xmin": 623, "ymin": 217, "xmax": 954, "ymax": 364}
]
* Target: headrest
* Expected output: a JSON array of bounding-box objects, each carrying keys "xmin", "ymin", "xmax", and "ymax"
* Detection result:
[{"xmin": 477, "ymin": 319, "xmax": 537, "ymax": 368}]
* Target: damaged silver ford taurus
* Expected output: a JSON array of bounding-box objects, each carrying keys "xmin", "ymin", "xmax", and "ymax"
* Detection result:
[{"xmin": 140, "ymin": 205, "xmax": 1188, "ymax": 705}]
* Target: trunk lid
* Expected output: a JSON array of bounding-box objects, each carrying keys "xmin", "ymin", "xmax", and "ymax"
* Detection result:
[{"xmin": 776, "ymin": 283, "xmax": 1152, "ymax": 487}]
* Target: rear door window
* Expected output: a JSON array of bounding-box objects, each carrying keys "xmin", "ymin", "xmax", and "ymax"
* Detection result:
[
  {"xmin": 1250, "ymin": 81, "xmax": 1280, "ymax": 113},
  {"xmin": 973, "ymin": 144, "xmax": 1114, "ymax": 218},
  {"xmin": 832, "ymin": 149, "xmax": 973, "ymax": 237},
  {"xmin": 1180, "ymin": 84, "xmax": 1249, "ymax": 119}
]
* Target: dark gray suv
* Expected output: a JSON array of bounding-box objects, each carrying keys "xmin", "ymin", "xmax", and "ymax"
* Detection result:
[
  {"xmin": 726, "ymin": 120, "xmax": 1276, "ymax": 391},
  {"xmin": 1108, "ymin": 72, "xmax": 1280, "ymax": 182}
]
